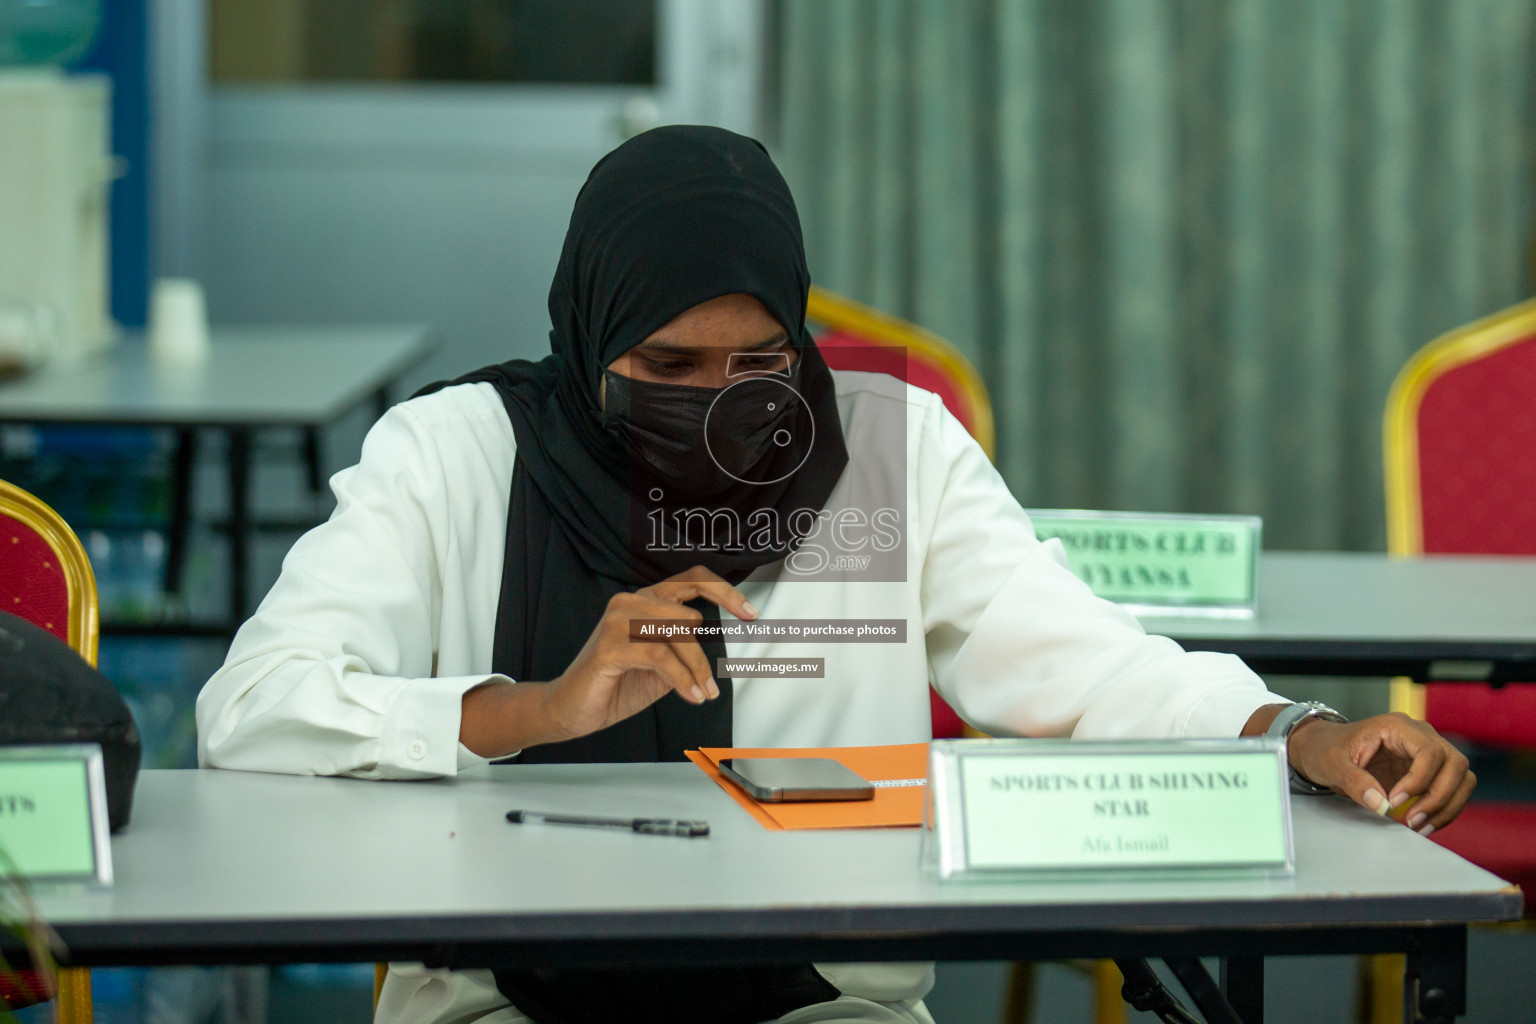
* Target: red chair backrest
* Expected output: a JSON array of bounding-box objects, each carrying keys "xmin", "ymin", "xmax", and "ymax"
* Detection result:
[
  {"xmin": 0, "ymin": 478, "xmax": 98, "ymax": 668},
  {"xmin": 1415, "ymin": 336, "xmax": 1536, "ymax": 555},
  {"xmin": 1391, "ymin": 322, "xmax": 1536, "ymax": 747},
  {"xmin": 809, "ymin": 326, "xmax": 976, "ymax": 740},
  {"xmin": 0, "ymin": 511, "xmax": 73, "ymax": 646}
]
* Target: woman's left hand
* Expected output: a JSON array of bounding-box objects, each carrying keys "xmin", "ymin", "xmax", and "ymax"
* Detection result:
[{"xmin": 1282, "ymin": 711, "xmax": 1475, "ymax": 835}]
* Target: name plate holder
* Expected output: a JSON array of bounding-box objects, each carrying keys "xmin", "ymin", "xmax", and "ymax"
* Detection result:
[
  {"xmin": 0, "ymin": 744, "xmax": 113, "ymax": 888},
  {"xmin": 1025, "ymin": 509, "xmax": 1262, "ymax": 619},
  {"xmin": 923, "ymin": 739, "xmax": 1294, "ymax": 881}
]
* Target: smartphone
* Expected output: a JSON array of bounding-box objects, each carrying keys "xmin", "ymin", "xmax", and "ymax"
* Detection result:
[{"xmin": 718, "ymin": 757, "xmax": 875, "ymax": 802}]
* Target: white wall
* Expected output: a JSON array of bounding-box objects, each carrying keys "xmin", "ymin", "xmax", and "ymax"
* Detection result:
[
  {"xmin": 145, "ymin": 0, "xmax": 765, "ymax": 611},
  {"xmin": 203, "ymin": 87, "xmax": 629, "ymax": 389},
  {"xmin": 188, "ymin": 0, "xmax": 766, "ymax": 393}
]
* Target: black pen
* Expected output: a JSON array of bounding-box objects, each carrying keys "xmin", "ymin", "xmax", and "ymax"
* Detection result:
[{"xmin": 506, "ymin": 809, "xmax": 710, "ymax": 837}]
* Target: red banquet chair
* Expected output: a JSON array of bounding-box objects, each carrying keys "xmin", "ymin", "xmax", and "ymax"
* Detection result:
[
  {"xmin": 1364, "ymin": 298, "xmax": 1536, "ymax": 1022},
  {"xmin": 0, "ymin": 478, "xmax": 99, "ymax": 1023},
  {"xmin": 1383, "ymin": 297, "xmax": 1536, "ymax": 888},
  {"xmin": 807, "ymin": 289, "xmax": 1124, "ymax": 1024}
]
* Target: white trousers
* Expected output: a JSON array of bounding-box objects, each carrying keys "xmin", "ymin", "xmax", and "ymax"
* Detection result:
[{"xmin": 375, "ymin": 963, "xmax": 938, "ymax": 1024}]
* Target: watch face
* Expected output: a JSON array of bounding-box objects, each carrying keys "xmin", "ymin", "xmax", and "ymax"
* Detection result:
[{"xmin": 1303, "ymin": 701, "xmax": 1345, "ymax": 722}]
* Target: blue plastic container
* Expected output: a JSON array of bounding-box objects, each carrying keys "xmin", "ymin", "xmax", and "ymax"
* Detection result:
[{"xmin": 0, "ymin": 0, "xmax": 101, "ymax": 66}]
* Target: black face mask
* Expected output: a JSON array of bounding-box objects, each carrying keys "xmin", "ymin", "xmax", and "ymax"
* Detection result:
[{"xmin": 602, "ymin": 359, "xmax": 806, "ymax": 497}]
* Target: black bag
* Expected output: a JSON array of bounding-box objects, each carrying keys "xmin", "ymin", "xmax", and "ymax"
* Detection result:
[{"xmin": 0, "ymin": 611, "xmax": 141, "ymax": 831}]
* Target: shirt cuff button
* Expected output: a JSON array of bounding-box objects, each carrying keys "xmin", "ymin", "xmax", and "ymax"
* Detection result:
[{"xmin": 408, "ymin": 740, "xmax": 427, "ymax": 760}]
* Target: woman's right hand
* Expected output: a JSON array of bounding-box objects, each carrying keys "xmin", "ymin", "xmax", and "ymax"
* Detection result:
[{"xmin": 459, "ymin": 566, "xmax": 758, "ymax": 758}]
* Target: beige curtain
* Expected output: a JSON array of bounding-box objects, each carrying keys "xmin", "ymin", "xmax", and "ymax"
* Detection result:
[{"xmin": 775, "ymin": 0, "xmax": 1536, "ymax": 550}]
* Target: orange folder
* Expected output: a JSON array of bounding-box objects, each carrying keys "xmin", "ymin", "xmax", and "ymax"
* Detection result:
[{"xmin": 687, "ymin": 743, "xmax": 929, "ymax": 830}]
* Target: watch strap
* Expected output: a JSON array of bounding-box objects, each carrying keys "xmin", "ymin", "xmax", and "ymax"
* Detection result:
[{"xmin": 1267, "ymin": 701, "xmax": 1347, "ymax": 795}]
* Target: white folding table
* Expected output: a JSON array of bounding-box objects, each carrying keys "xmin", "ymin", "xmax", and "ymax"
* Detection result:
[
  {"xmin": 26, "ymin": 764, "xmax": 1521, "ymax": 1023},
  {"xmin": 0, "ymin": 326, "xmax": 437, "ymax": 632},
  {"xmin": 1141, "ymin": 551, "xmax": 1536, "ymax": 682}
]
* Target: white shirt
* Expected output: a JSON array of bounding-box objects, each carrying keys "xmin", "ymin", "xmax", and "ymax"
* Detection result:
[
  {"xmin": 198, "ymin": 372, "xmax": 1282, "ymax": 774},
  {"xmin": 195, "ymin": 371, "xmax": 1287, "ymax": 1021}
]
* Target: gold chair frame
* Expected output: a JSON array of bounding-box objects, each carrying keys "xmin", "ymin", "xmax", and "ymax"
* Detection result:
[
  {"xmin": 0, "ymin": 478, "xmax": 100, "ymax": 1023},
  {"xmin": 0, "ymin": 479, "xmax": 99, "ymax": 667}
]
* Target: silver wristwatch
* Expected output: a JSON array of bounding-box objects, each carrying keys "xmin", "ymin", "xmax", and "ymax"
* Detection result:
[{"xmin": 1266, "ymin": 700, "xmax": 1348, "ymax": 794}]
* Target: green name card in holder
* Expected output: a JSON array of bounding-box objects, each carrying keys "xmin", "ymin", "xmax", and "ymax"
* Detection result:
[
  {"xmin": 1026, "ymin": 509, "xmax": 1262, "ymax": 618},
  {"xmin": 923, "ymin": 739, "xmax": 1294, "ymax": 880},
  {"xmin": 0, "ymin": 744, "xmax": 113, "ymax": 887}
]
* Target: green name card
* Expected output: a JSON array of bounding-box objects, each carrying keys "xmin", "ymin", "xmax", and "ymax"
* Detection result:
[
  {"xmin": 0, "ymin": 744, "xmax": 113, "ymax": 886},
  {"xmin": 1026, "ymin": 509, "xmax": 1262, "ymax": 617},
  {"xmin": 924, "ymin": 739, "xmax": 1294, "ymax": 879}
]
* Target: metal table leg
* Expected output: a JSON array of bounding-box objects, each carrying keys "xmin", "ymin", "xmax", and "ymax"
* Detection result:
[
  {"xmin": 302, "ymin": 427, "xmax": 322, "ymax": 498},
  {"xmin": 226, "ymin": 427, "xmax": 252, "ymax": 625},
  {"xmin": 163, "ymin": 427, "xmax": 197, "ymax": 599},
  {"xmin": 1405, "ymin": 927, "xmax": 1467, "ymax": 1024},
  {"xmin": 1165, "ymin": 956, "xmax": 1242, "ymax": 1024},
  {"xmin": 1221, "ymin": 955, "xmax": 1264, "ymax": 1024}
]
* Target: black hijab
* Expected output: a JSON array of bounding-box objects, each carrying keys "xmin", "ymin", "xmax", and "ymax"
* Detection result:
[{"xmin": 416, "ymin": 124, "xmax": 849, "ymax": 1024}]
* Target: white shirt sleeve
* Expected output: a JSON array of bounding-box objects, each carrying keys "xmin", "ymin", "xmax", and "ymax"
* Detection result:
[
  {"xmin": 196, "ymin": 401, "xmax": 497, "ymax": 779},
  {"xmin": 915, "ymin": 395, "xmax": 1287, "ymax": 740}
]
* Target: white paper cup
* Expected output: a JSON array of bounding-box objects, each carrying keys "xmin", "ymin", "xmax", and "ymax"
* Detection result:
[{"xmin": 148, "ymin": 278, "xmax": 209, "ymax": 363}]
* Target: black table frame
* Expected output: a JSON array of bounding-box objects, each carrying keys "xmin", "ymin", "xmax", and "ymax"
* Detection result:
[
  {"xmin": 1176, "ymin": 636, "xmax": 1536, "ymax": 684},
  {"xmin": 25, "ymin": 915, "xmax": 1470, "ymax": 1024}
]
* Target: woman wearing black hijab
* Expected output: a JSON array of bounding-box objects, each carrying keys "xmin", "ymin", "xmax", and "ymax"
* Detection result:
[
  {"xmin": 418, "ymin": 127, "xmax": 861, "ymax": 1022},
  {"xmin": 198, "ymin": 126, "xmax": 1476, "ymax": 1024},
  {"xmin": 424, "ymin": 124, "xmax": 851, "ymax": 772}
]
